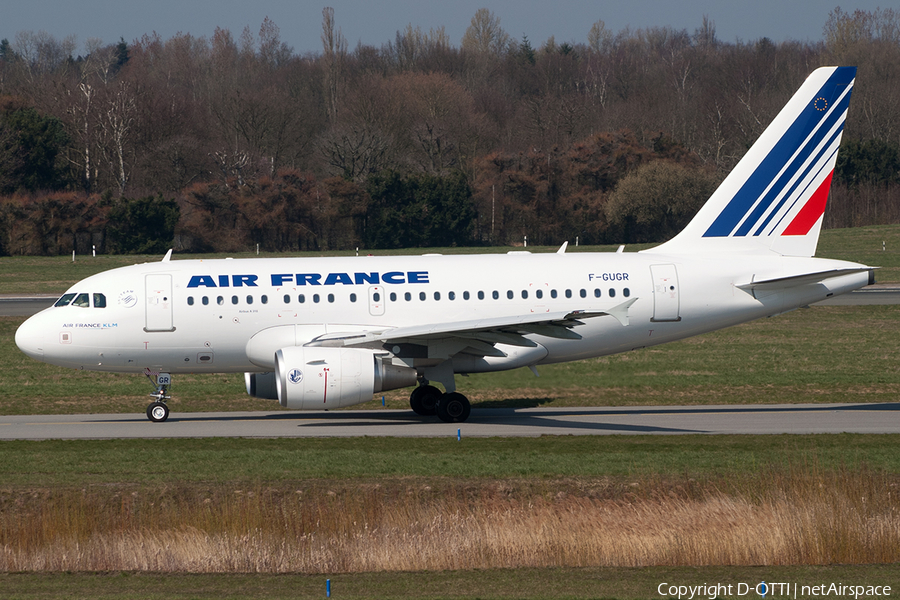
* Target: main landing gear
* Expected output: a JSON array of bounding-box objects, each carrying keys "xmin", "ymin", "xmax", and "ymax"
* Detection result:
[
  {"xmin": 145, "ymin": 371, "xmax": 171, "ymax": 423},
  {"xmin": 409, "ymin": 384, "xmax": 471, "ymax": 423}
]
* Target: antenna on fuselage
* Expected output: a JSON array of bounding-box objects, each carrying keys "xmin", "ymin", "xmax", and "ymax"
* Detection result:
[{"xmin": 162, "ymin": 249, "xmax": 173, "ymax": 262}]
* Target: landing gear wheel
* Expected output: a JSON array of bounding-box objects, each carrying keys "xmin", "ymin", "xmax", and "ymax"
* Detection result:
[
  {"xmin": 147, "ymin": 401, "xmax": 169, "ymax": 423},
  {"xmin": 409, "ymin": 385, "xmax": 442, "ymax": 416},
  {"xmin": 437, "ymin": 392, "xmax": 471, "ymax": 423}
]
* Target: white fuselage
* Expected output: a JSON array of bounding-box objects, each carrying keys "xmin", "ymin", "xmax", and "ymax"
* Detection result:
[{"xmin": 14, "ymin": 250, "xmax": 870, "ymax": 376}]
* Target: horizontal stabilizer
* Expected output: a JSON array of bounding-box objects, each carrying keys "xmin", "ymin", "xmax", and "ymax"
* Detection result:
[{"xmin": 737, "ymin": 268, "xmax": 875, "ymax": 292}]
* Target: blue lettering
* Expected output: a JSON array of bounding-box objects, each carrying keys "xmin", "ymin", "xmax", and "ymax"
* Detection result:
[
  {"xmin": 354, "ymin": 272, "xmax": 380, "ymax": 285},
  {"xmin": 188, "ymin": 275, "xmax": 217, "ymax": 288},
  {"xmin": 232, "ymin": 274, "xmax": 258, "ymax": 287},
  {"xmin": 382, "ymin": 271, "xmax": 405, "ymax": 284},
  {"xmin": 218, "ymin": 275, "xmax": 230, "ymax": 288},
  {"xmin": 297, "ymin": 274, "xmax": 322, "ymax": 285},
  {"xmin": 408, "ymin": 271, "xmax": 429, "ymax": 284},
  {"xmin": 324, "ymin": 272, "xmax": 353, "ymax": 285},
  {"xmin": 271, "ymin": 274, "xmax": 293, "ymax": 286}
]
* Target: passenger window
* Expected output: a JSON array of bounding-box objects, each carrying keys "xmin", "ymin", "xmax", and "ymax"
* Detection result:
[
  {"xmin": 463, "ymin": 291, "xmax": 470, "ymax": 300},
  {"xmin": 217, "ymin": 296, "xmax": 224, "ymax": 306},
  {"xmin": 351, "ymin": 293, "xmax": 358, "ymax": 303},
  {"xmin": 299, "ymin": 294, "xmax": 306, "ymax": 304},
  {"xmin": 389, "ymin": 292, "xmax": 396, "ymax": 302},
  {"xmin": 594, "ymin": 289, "xmax": 601, "ymax": 298},
  {"xmin": 283, "ymin": 294, "xmax": 290, "ymax": 304},
  {"xmin": 327, "ymin": 294, "xmax": 335, "ymax": 303},
  {"xmin": 72, "ymin": 293, "xmax": 90, "ymax": 308},
  {"xmin": 521, "ymin": 290, "xmax": 528, "ymax": 299},
  {"xmin": 624, "ymin": 288, "xmax": 631, "ymax": 297},
  {"xmin": 580, "ymin": 289, "xmax": 587, "ymax": 298},
  {"xmin": 419, "ymin": 292, "xmax": 426, "ymax": 301},
  {"xmin": 231, "ymin": 296, "xmax": 238, "ymax": 305},
  {"xmin": 434, "ymin": 291, "xmax": 441, "ymax": 301},
  {"xmin": 187, "ymin": 297, "xmax": 195, "ymax": 306},
  {"xmin": 565, "ymin": 289, "xmax": 572, "ymax": 299},
  {"xmin": 246, "ymin": 295, "xmax": 253, "ymax": 305},
  {"xmin": 202, "ymin": 296, "xmax": 209, "ymax": 306},
  {"xmin": 405, "ymin": 292, "xmax": 412, "ymax": 301},
  {"xmin": 93, "ymin": 293, "xmax": 107, "ymax": 308},
  {"xmin": 478, "ymin": 291, "xmax": 485, "ymax": 300},
  {"xmin": 313, "ymin": 294, "xmax": 320, "ymax": 303},
  {"xmin": 492, "ymin": 291, "xmax": 499, "ymax": 300},
  {"xmin": 609, "ymin": 288, "xmax": 616, "ymax": 298},
  {"xmin": 536, "ymin": 289, "xmax": 542, "ymax": 299},
  {"xmin": 507, "ymin": 290, "xmax": 514, "ymax": 299},
  {"xmin": 54, "ymin": 293, "xmax": 76, "ymax": 307},
  {"xmin": 261, "ymin": 295, "xmax": 268, "ymax": 305},
  {"xmin": 551, "ymin": 289, "xmax": 558, "ymax": 299},
  {"xmin": 449, "ymin": 291, "xmax": 456, "ymax": 300}
]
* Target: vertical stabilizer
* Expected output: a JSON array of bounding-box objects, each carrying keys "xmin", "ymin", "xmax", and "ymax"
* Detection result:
[{"xmin": 648, "ymin": 66, "xmax": 856, "ymax": 257}]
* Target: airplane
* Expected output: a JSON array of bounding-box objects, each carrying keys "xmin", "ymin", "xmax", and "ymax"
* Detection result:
[{"xmin": 15, "ymin": 66, "xmax": 873, "ymax": 424}]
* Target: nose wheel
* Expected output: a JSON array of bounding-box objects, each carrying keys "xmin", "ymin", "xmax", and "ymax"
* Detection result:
[
  {"xmin": 147, "ymin": 401, "xmax": 169, "ymax": 422},
  {"xmin": 145, "ymin": 370, "xmax": 171, "ymax": 422}
]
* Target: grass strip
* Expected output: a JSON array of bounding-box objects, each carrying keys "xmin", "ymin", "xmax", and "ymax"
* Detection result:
[
  {"xmin": 2, "ymin": 434, "xmax": 900, "ymax": 486},
  {"xmin": 1, "ymin": 565, "xmax": 899, "ymax": 599}
]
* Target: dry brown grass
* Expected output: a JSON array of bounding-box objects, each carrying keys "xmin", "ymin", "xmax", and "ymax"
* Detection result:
[{"xmin": 2, "ymin": 466, "xmax": 898, "ymax": 573}]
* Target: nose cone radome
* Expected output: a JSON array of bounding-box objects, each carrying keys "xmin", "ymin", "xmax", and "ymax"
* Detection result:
[{"xmin": 15, "ymin": 315, "xmax": 45, "ymax": 361}]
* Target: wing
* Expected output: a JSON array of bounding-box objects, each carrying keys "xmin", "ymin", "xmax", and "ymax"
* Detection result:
[{"xmin": 305, "ymin": 298, "xmax": 638, "ymax": 358}]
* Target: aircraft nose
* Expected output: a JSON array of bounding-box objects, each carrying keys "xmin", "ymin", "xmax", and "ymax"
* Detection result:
[{"xmin": 15, "ymin": 315, "xmax": 45, "ymax": 361}]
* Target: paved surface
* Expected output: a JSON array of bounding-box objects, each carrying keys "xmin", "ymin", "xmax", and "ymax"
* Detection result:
[{"xmin": 1, "ymin": 403, "xmax": 898, "ymax": 440}]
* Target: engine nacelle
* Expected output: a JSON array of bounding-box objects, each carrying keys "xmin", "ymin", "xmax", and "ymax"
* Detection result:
[
  {"xmin": 274, "ymin": 347, "xmax": 417, "ymax": 410},
  {"xmin": 245, "ymin": 372, "xmax": 278, "ymax": 400}
]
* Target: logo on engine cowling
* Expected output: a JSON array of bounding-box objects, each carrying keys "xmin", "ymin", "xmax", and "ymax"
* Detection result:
[{"xmin": 288, "ymin": 369, "xmax": 303, "ymax": 384}]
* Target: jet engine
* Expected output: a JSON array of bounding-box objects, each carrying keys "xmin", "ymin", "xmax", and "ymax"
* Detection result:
[{"xmin": 271, "ymin": 347, "xmax": 417, "ymax": 409}]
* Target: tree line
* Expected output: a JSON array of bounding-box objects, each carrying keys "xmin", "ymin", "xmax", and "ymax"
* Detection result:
[{"xmin": 0, "ymin": 7, "xmax": 898, "ymax": 255}]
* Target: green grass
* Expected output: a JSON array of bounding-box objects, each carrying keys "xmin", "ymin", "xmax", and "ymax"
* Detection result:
[
  {"xmin": 2, "ymin": 565, "xmax": 899, "ymax": 600},
  {"xmin": 1, "ymin": 224, "xmax": 896, "ymax": 296},
  {"xmin": 1, "ymin": 434, "xmax": 899, "ymax": 486}
]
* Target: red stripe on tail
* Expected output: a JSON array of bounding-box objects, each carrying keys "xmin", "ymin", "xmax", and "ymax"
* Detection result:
[{"xmin": 782, "ymin": 172, "xmax": 834, "ymax": 236}]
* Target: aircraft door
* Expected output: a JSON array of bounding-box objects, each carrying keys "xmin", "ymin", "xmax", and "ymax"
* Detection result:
[
  {"xmin": 368, "ymin": 285, "xmax": 385, "ymax": 316},
  {"xmin": 650, "ymin": 264, "xmax": 681, "ymax": 322},
  {"xmin": 145, "ymin": 274, "xmax": 176, "ymax": 332}
]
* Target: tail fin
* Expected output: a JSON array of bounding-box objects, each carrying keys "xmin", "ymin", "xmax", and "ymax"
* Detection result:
[{"xmin": 648, "ymin": 66, "xmax": 856, "ymax": 257}]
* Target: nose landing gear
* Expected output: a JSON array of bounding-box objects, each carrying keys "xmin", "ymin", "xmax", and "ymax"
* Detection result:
[{"xmin": 145, "ymin": 370, "xmax": 171, "ymax": 422}]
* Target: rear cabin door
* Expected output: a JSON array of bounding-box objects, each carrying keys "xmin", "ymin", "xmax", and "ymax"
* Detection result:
[{"xmin": 650, "ymin": 264, "xmax": 681, "ymax": 322}]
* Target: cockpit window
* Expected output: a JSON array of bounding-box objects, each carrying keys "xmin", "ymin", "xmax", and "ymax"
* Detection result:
[
  {"xmin": 93, "ymin": 293, "xmax": 107, "ymax": 308},
  {"xmin": 72, "ymin": 293, "xmax": 91, "ymax": 308},
  {"xmin": 54, "ymin": 293, "xmax": 76, "ymax": 307},
  {"xmin": 55, "ymin": 293, "xmax": 76, "ymax": 307}
]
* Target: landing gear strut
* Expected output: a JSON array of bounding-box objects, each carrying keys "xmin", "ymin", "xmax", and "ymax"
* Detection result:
[{"xmin": 145, "ymin": 371, "xmax": 171, "ymax": 423}]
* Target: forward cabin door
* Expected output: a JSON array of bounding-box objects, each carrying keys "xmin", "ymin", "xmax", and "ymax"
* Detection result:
[
  {"xmin": 145, "ymin": 274, "xmax": 175, "ymax": 332},
  {"xmin": 650, "ymin": 264, "xmax": 681, "ymax": 322}
]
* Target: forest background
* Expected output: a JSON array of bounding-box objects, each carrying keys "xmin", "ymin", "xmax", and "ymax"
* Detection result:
[{"xmin": 0, "ymin": 7, "xmax": 898, "ymax": 256}]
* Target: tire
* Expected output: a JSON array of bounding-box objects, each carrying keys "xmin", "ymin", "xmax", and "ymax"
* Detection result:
[
  {"xmin": 409, "ymin": 385, "xmax": 441, "ymax": 416},
  {"xmin": 147, "ymin": 401, "xmax": 169, "ymax": 423},
  {"xmin": 437, "ymin": 392, "xmax": 471, "ymax": 423}
]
